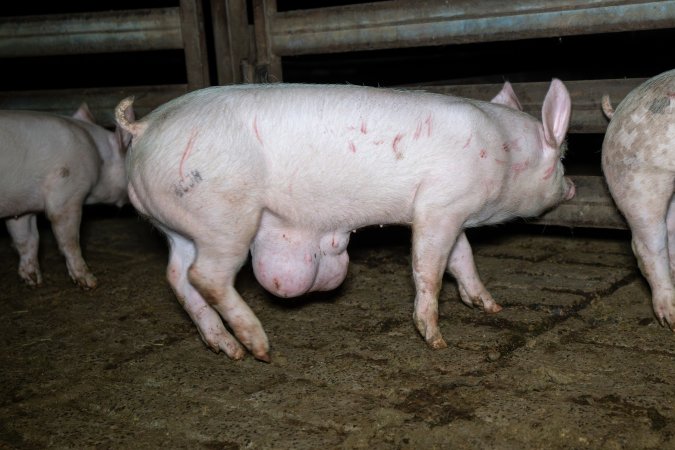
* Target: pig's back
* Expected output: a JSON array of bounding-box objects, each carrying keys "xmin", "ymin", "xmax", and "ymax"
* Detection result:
[
  {"xmin": 0, "ymin": 111, "xmax": 99, "ymax": 217},
  {"xmin": 131, "ymin": 85, "xmax": 494, "ymax": 228}
]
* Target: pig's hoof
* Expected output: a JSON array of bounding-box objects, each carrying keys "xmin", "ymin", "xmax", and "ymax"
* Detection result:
[
  {"xmin": 427, "ymin": 336, "xmax": 448, "ymax": 350},
  {"xmin": 220, "ymin": 341, "xmax": 246, "ymax": 361},
  {"xmin": 19, "ymin": 268, "xmax": 42, "ymax": 287},
  {"xmin": 75, "ymin": 276, "xmax": 98, "ymax": 290}
]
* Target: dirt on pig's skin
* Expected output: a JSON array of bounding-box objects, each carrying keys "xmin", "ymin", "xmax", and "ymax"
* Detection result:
[{"xmin": 0, "ymin": 208, "xmax": 673, "ymax": 449}]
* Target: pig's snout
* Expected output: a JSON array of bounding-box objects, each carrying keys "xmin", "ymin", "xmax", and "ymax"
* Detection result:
[{"xmin": 563, "ymin": 177, "xmax": 575, "ymax": 201}]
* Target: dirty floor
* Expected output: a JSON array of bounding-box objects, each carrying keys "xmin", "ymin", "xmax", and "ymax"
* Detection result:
[{"xmin": 1, "ymin": 210, "xmax": 673, "ymax": 449}]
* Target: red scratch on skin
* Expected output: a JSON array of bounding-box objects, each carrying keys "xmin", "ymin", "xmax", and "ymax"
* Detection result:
[
  {"xmin": 463, "ymin": 134, "xmax": 473, "ymax": 149},
  {"xmin": 253, "ymin": 116, "xmax": 263, "ymax": 145},
  {"xmin": 494, "ymin": 158, "xmax": 507, "ymax": 165},
  {"xmin": 392, "ymin": 133, "xmax": 405, "ymax": 160},
  {"xmin": 512, "ymin": 160, "xmax": 530, "ymax": 176},
  {"xmin": 424, "ymin": 115, "xmax": 433, "ymax": 137},
  {"xmin": 479, "ymin": 149, "xmax": 487, "ymax": 159},
  {"xmin": 413, "ymin": 122, "xmax": 423, "ymax": 140},
  {"xmin": 360, "ymin": 121, "xmax": 368, "ymax": 134},
  {"xmin": 374, "ymin": 140, "xmax": 384, "ymax": 145},
  {"xmin": 502, "ymin": 138, "xmax": 521, "ymax": 153},
  {"xmin": 543, "ymin": 164, "xmax": 556, "ymax": 180},
  {"xmin": 348, "ymin": 141, "xmax": 357, "ymax": 153},
  {"xmin": 179, "ymin": 129, "xmax": 199, "ymax": 181}
]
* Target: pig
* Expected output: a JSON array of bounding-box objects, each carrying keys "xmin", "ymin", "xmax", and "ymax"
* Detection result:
[
  {"xmin": 601, "ymin": 68, "xmax": 675, "ymax": 330},
  {"xmin": 0, "ymin": 103, "xmax": 132, "ymax": 289},
  {"xmin": 115, "ymin": 80, "xmax": 575, "ymax": 361}
]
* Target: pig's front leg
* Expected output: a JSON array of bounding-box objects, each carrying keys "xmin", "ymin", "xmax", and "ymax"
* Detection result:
[
  {"xmin": 45, "ymin": 202, "xmax": 97, "ymax": 289},
  {"xmin": 411, "ymin": 215, "xmax": 465, "ymax": 349},
  {"xmin": 6, "ymin": 214, "xmax": 42, "ymax": 286},
  {"xmin": 447, "ymin": 232, "xmax": 502, "ymax": 314}
]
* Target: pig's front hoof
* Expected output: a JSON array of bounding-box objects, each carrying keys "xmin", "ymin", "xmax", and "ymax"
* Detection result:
[
  {"xmin": 19, "ymin": 269, "xmax": 43, "ymax": 287},
  {"xmin": 19, "ymin": 263, "xmax": 42, "ymax": 287},
  {"xmin": 73, "ymin": 273, "xmax": 98, "ymax": 290}
]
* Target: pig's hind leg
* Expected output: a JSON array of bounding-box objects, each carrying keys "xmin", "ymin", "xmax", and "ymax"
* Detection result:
[
  {"xmin": 614, "ymin": 170, "xmax": 675, "ymax": 329},
  {"xmin": 183, "ymin": 206, "xmax": 270, "ymax": 361},
  {"xmin": 6, "ymin": 214, "xmax": 42, "ymax": 286},
  {"xmin": 447, "ymin": 232, "xmax": 502, "ymax": 314},
  {"xmin": 164, "ymin": 229, "xmax": 246, "ymax": 360}
]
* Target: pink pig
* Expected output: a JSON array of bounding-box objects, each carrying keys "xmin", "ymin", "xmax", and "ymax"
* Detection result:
[
  {"xmin": 602, "ymin": 68, "xmax": 675, "ymax": 330},
  {"xmin": 116, "ymin": 81, "xmax": 574, "ymax": 361},
  {"xmin": 0, "ymin": 104, "xmax": 132, "ymax": 288}
]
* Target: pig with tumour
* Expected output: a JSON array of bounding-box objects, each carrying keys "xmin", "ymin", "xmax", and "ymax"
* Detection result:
[
  {"xmin": 0, "ymin": 104, "xmax": 132, "ymax": 288},
  {"xmin": 602, "ymin": 68, "xmax": 675, "ymax": 329},
  {"xmin": 116, "ymin": 80, "xmax": 574, "ymax": 361}
]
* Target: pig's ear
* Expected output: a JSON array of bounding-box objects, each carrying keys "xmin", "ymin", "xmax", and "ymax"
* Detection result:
[
  {"xmin": 541, "ymin": 79, "xmax": 571, "ymax": 149},
  {"xmin": 72, "ymin": 103, "xmax": 96, "ymax": 124},
  {"xmin": 491, "ymin": 82, "xmax": 523, "ymax": 111},
  {"xmin": 115, "ymin": 103, "xmax": 136, "ymax": 152}
]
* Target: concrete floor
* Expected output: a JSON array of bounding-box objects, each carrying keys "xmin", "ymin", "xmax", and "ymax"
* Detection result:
[{"xmin": 1, "ymin": 211, "xmax": 673, "ymax": 449}]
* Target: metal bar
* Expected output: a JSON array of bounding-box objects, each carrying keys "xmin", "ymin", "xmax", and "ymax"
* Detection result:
[
  {"xmin": 253, "ymin": 0, "xmax": 283, "ymax": 82},
  {"xmin": 0, "ymin": 8, "xmax": 182, "ymax": 57},
  {"xmin": 536, "ymin": 175, "xmax": 626, "ymax": 229},
  {"xmin": 0, "ymin": 85, "xmax": 188, "ymax": 128},
  {"xmin": 271, "ymin": 0, "xmax": 675, "ymax": 55},
  {"xmin": 211, "ymin": 0, "xmax": 251, "ymax": 85},
  {"xmin": 180, "ymin": 0, "xmax": 210, "ymax": 90},
  {"xmin": 419, "ymin": 78, "xmax": 647, "ymax": 134}
]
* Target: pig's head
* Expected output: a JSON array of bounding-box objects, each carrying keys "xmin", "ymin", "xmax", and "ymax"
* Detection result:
[
  {"xmin": 495, "ymin": 79, "xmax": 575, "ymax": 220},
  {"xmin": 74, "ymin": 102, "xmax": 134, "ymax": 207}
]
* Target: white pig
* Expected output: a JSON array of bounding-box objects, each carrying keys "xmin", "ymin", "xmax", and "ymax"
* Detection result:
[
  {"xmin": 0, "ymin": 103, "xmax": 132, "ymax": 288},
  {"xmin": 602, "ymin": 68, "xmax": 675, "ymax": 330},
  {"xmin": 116, "ymin": 81, "xmax": 575, "ymax": 361}
]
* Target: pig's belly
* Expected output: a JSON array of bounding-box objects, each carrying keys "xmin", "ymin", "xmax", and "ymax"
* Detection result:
[{"xmin": 250, "ymin": 213, "xmax": 351, "ymax": 298}]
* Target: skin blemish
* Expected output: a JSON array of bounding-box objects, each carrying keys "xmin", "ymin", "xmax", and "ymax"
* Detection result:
[
  {"xmin": 511, "ymin": 160, "xmax": 530, "ymax": 177},
  {"xmin": 273, "ymin": 278, "xmax": 280, "ymax": 290},
  {"xmin": 360, "ymin": 121, "xmax": 368, "ymax": 134},
  {"xmin": 373, "ymin": 140, "xmax": 384, "ymax": 145},
  {"xmin": 502, "ymin": 142, "xmax": 510, "ymax": 152},
  {"xmin": 413, "ymin": 122, "xmax": 423, "ymax": 140},
  {"xmin": 494, "ymin": 158, "xmax": 507, "ymax": 165},
  {"xmin": 59, "ymin": 167, "xmax": 70, "ymax": 178},
  {"xmin": 543, "ymin": 164, "xmax": 556, "ymax": 180},
  {"xmin": 424, "ymin": 115, "xmax": 433, "ymax": 137},
  {"xmin": 348, "ymin": 141, "xmax": 357, "ymax": 153},
  {"xmin": 463, "ymin": 134, "xmax": 473, "ymax": 149},
  {"xmin": 179, "ymin": 129, "xmax": 199, "ymax": 181},
  {"xmin": 392, "ymin": 133, "xmax": 405, "ymax": 160},
  {"xmin": 479, "ymin": 149, "xmax": 487, "ymax": 159},
  {"xmin": 649, "ymin": 97, "xmax": 670, "ymax": 114},
  {"xmin": 253, "ymin": 116, "xmax": 264, "ymax": 145},
  {"xmin": 172, "ymin": 170, "xmax": 203, "ymax": 198}
]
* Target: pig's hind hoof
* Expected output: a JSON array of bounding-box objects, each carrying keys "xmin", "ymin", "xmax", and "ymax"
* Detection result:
[{"xmin": 427, "ymin": 337, "xmax": 449, "ymax": 350}]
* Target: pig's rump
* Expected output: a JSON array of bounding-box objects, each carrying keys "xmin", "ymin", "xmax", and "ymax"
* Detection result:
[{"xmin": 0, "ymin": 112, "xmax": 98, "ymax": 217}]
